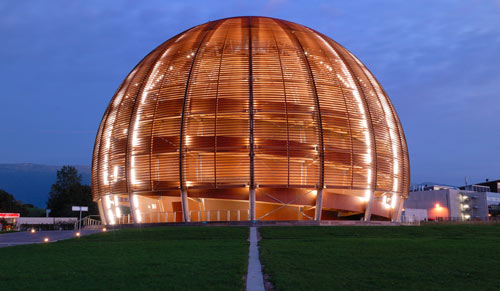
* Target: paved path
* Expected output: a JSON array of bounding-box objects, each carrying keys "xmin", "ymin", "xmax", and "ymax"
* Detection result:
[
  {"xmin": 246, "ymin": 227, "xmax": 265, "ymax": 291},
  {"xmin": 0, "ymin": 230, "xmax": 101, "ymax": 248}
]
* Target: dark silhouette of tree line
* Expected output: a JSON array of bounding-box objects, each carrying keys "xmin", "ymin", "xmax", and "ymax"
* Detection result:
[{"xmin": 0, "ymin": 166, "xmax": 97, "ymax": 217}]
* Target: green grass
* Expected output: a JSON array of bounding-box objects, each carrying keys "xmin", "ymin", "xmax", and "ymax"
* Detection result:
[
  {"xmin": 0, "ymin": 227, "xmax": 249, "ymax": 290},
  {"xmin": 259, "ymin": 225, "xmax": 500, "ymax": 290}
]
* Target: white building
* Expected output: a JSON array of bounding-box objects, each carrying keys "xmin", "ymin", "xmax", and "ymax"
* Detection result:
[{"xmin": 403, "ymin": 186, "xmax": 488, "ymax": 221}]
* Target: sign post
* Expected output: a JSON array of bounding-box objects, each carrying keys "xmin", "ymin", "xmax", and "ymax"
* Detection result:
[{"xmin": 72, "ymin": 206, "xmax": 88, "ymax": 232}]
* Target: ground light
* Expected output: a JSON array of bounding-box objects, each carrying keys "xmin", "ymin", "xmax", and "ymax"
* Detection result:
[
  {"xmin": 43, "ymin": 238, "xmax": 49, "ymax": 243},
  {"xmin": 102, "ymin": 227, "xmax": 107, "ymax": 232},
  {"xmin": 30, "ymin": 229, "xmax": 35, "ymax": 233},
  {"xmin": 75, "ymin": 232, "xmax": 81, "ymax": 237}
]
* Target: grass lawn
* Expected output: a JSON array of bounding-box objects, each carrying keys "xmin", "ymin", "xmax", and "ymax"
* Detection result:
[
  {"xmin": 0, "ymin": 226, "xmax": 248, "ymax": 290},
  {"xmin": 259, "ymin": 224, "xmax": 500, "ymax": 290}
]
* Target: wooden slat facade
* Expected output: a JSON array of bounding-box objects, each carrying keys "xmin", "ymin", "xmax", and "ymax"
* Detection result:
[{"xmin": 91, "ymin": 17, "xmax": 410, "ymax": 222}]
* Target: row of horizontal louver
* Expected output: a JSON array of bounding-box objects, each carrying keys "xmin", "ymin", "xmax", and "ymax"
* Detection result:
[{"xmin": 92, "ymin": 17, "xmax": 409, "ymax": 201}]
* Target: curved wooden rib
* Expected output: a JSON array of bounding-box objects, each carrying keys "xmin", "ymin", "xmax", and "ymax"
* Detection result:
[{"xmin": 91, "ymin": 17, "xmax": 410, "ymax": 223}]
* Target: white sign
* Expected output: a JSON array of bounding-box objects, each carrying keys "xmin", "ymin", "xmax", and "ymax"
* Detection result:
[{"xmin": 72, "ymin": 206, "xmax": 88, "ymax": 212}]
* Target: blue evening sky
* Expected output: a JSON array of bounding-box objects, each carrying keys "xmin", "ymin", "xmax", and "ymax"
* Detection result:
[{"xmin": 1, "ymin": 0, "xmax": 499, "ymax": 186}]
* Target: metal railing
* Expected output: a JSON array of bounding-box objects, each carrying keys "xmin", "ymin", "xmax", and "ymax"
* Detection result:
[
  {"xmin": 115, "ymin": 214, "xmax": 132, "ymax": 225},
  {"xmin": 75, "ymin": 215, "xmax": 102, "ymax": 229},
  {"xmin": 112, "ymin": 209, "xmax": 251, "ymax": 224},
  {"xmin": 400, "ymin": 216, "xmax": 421, "ymax": 225}
]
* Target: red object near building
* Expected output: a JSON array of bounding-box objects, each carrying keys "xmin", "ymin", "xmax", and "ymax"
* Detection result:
[
  {"xmin": 0, "ymin": 213, "xmax": 20, "ymax": 231},
  {"xmin": 0, "ymin": 213, "xmax": 20, "ymax": 218}
]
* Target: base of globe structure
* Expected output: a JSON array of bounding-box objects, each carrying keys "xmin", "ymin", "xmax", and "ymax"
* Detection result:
[{"xmin": 97, "ymin": 187, "xmax": 403, "ymax": 225}]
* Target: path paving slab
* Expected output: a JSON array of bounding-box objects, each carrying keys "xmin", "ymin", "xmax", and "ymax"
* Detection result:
[{"xmin": 246, "ymin": 227, "xmax": 265, "ymax": 291}]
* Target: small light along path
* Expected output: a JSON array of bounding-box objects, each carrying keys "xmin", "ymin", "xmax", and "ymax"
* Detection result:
[{"xmin": 246, "ymin": 226, "xmax": 265, "ymax": 291}]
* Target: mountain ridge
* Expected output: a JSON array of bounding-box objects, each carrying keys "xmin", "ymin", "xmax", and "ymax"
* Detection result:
[{"xmin": 1, "ymin": 163, "xmax": 457, "ymax": 209}]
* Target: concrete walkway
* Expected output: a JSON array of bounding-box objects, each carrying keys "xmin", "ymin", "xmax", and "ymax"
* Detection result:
[
  {"xmin": 246, "ymin": 227, "xmax": 265, "ymax": 291},
  {"xmin": 0, "ymin": 230, "xmax": 101, "ymax": 248}
]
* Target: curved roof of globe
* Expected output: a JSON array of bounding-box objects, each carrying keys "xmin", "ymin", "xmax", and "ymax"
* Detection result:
[{"xmin": 92, "ymin": 16, "xmax": 409, "ymax": 203}]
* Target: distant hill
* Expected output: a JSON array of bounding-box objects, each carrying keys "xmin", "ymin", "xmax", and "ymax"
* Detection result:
[
  {"xmin": 0, "ymin": 165, "xmax": 460, "ymax": 208},
  {"xmin": 0, "ymin": 163, "xmax": 91, "ymax": 208}
]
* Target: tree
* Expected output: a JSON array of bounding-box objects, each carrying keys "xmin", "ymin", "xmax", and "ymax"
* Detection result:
[
  {"xmin": 46, "ymin": 166, "xmax": 98, "ymax": 217},
  {"xmin": 0, "ymin": 189, "xmax": 28, "ymax": 216}
]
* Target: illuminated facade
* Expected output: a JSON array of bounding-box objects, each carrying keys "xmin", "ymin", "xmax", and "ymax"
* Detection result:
[
  {"xmin": 404, "ymin": 187, "xmax": 489, "ymax": 221},
  {"xmin": 91, "ymin": 16, "xmax": 410, "ymax": 225}
]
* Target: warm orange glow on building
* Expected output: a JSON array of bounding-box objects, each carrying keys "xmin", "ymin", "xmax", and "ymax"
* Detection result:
[
  {"xmin": 91, "ymin": 16, "xmax": 410, "ymax": 224},
  {"xmin": 428, "ymin": 203, "xmax": 449, "ymax": 220}
]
